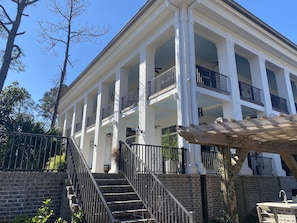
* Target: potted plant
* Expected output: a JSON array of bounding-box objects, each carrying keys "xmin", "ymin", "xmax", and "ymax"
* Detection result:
[{"xmin": 161, "ymin": 129, "xmax": 179, "ymax": 174}]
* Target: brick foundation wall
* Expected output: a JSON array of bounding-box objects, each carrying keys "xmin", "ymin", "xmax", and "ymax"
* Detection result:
[
  {"xmin": 0, "ymin": 171, "xmax": 68, "ymax": 222},
  {"xmin": 159, "ymin": 174, "xmax": 203, "ymax": 222},
  {"xmin": 205, "ymin": 175, "xmax": 297, "ymax": 221}
]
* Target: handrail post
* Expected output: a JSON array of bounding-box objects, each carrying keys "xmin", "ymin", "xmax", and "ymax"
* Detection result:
[
  {"xmin": 189, "ymin": 211, "xmax": 194, "ymax": 223},
  {"xmin": 181, "ymin": 147, "xmax": 186, "ymax": 174}
]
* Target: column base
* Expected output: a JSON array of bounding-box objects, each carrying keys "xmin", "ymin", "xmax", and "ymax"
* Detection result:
[
  {"xmin": 239, "ymin": 167, "xmax": 253, "ymax": 176},
  {"xmin": 272, "ymin": 168, "xmax": 286, "ymax": 177}
]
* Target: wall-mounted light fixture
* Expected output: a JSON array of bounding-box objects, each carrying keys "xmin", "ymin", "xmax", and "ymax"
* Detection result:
[
  {"xmin": 136, "ymin": 126, "xmax": 144, "ymax": 135},
  {"xmin": 198, "ymin": 107, "xmax": 204, "ymax": 117}
]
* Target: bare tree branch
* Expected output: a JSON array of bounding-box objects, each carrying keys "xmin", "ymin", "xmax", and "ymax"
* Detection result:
[
  {"xmin": 0, "ymin": 5, "xmax": 13, "ymax": 23},
  {"xmin": 39, "ymin": 0, "xmax": 108, "ymax": 128},
  {"xmin": 0, "ymin": 0, "xmax": 40, "ymax": 92}
]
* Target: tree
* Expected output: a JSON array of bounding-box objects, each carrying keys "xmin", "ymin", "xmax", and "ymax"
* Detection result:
[
  {"xmin": 39, "ymin": 0, "xmax": 108, "ymax": 128},
  {"xmin": 0, "ymin": 0, "xmax": 39, "ymax": 93},
  {"xmin": 0, "ymin": 81, "xmax": 44, "ymax": 132},
  {"xmin": 37, "ymin": 84, "xmax": 67, "ymax": 127}
]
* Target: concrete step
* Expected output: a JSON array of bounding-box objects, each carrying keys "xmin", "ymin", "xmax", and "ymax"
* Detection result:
[
  {"xmin": 93, "ymin": 173, "xmax": 123, "ymax": 179},
  {"xmin": 95, "ymin": 178, "xmax": 129, "ymax": 186},
  {"xmin": 99, "ymin": 184, "xmax": 134, "ymax": 193},
  {"xmin": 121, "ymin": 219, "xmax": 156, "ymax": 223},
  {"xmin": 107, "ymin": 199, "xmax": 144, "ymax": 212},
  {"xmin": 93, "ymin": 172, "xmax": 155, "ymax": 222},
  {"xmin": 112, "ymin": 208, "xmax": 150, "ymax": 222},
  {"xmin": 103, "ymin": 192, "xmax": 140, "ymax": 202}
]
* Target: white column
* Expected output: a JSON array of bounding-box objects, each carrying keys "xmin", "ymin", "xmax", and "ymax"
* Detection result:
[
  {"xmin": 92, "ymin": 85, "xmax": 104, "ymax": 173},
  {"xmin": 61, "ymin": 113, "xmax": 67, "ymax": 137},
  {"xmin": 80, "ymin": 96, "xmax": 88, "ymax": 152},
  {"xmin": 276, "ymin": 69, "xmax": 296, "ymax": 114},
  {"xmin": 138, "ymin": 46, "xmax": 156, "ymax": 145},
  {"xmin": 216, "ymin": 38, "xmax": 242, "ymax": 120},
  {"xmin": 175, "ymin": 7, "xmax": 199, "ymax": 174},
  {"xmin": 217, "ymin": 38, "xmax": 253, "ymax": 175},
  {"xmin": 112, "ymin": 68, "xmax": 126, "ymax": 148},
  {"xmin": 70, "ymin": 105, "xmax": 76, "ymax": 137},
  {"xmin": 249, "ymin": 56, "xmax": 273, "ymax": 115}
]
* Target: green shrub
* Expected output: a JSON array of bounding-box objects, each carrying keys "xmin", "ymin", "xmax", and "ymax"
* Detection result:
[
  {"xmin": 48, "ymin": 152, "xmax": 65, "ymax": 171},
  {"xmin": 14, "ymin": 199, "xmax": 83, "ymax": 223}
]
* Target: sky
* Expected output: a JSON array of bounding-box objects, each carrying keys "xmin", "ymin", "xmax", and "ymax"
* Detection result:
[{"xmin": 2, "ymin": 0, "xmax": 297, "ymax": 103}]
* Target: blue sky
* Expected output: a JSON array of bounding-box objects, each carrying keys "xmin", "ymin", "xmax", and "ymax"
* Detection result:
[{"xmin": 2, "ymin": 0, "xmax": 297, "ymax": 103}]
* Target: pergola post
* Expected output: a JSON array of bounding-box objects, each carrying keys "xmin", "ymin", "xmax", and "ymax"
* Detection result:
[
  {"xmin": 217, "ymin": 146, "xmax": 248, "ymax": 223},
  {"xmin": 280, "ymin": 152, "xmax": 297, "ymax": 179}
]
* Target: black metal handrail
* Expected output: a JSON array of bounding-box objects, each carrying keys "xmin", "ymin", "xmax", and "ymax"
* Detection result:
[
  {"xmin": 127, "ymin": 143, "xmax": 187, "ymax": 174},
  {"xmin": 238, "ymin": 81, "xmax": 262, "ymax": 104},
  {"xmin": 0, "ymin": 131, "xmax": 67, "ymax": 171},
  {"xmin": 67, "ymin": 137, "xmax": 116, "ymax": 222},
  {"xmin": 196, "ymin": 65, "xmax": 228, "ymax": 93},
  {"xmin": 101, "ymin": 103, "xmax": 114, "ymax": 120},
  {"xmin": 86, "ymin": 113, "xmax": 96, "ymax": 127},
  {"xmin": 148, "ymin": 66, "xmax": 176, "ymax": 97},
  {"xmin": 121, "ymin": 88, "xmax": 139, "ymax": 110},
  {"xmin": 75, "ymin": 121, "xmax": 82, "ymax": 133},
  {"xmin": 119, "ymin": 141, "xmax": 194, "ymax": 223},
  {"xmin": 248, "ymin": 154, "xmax": 273, "ymax": 176},
  {"xmin": 270, "ymin": 94, "xmax": 288, "ymax": 113}
]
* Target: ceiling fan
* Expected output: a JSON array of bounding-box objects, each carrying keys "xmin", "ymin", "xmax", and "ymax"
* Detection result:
[{"xmin": 155, "ymin": 67, "xmax": 162, "ymax": 73}]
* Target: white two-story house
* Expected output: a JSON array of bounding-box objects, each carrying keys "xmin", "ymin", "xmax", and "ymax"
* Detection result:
[{"xmin": 58, "ymin": 0, "xmax": 297, "ymax": 176}]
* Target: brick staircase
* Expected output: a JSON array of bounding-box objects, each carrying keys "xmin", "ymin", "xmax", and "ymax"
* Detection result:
[{"xmin": 93, "ymin": 173, "xmax": 155, "ymax": 223}]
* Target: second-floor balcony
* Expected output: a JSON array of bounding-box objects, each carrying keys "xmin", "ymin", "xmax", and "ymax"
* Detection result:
[
  {"xmin": 196, "ymin": 65, "xmax": 229, "ymax": 94},
  {"xmin": 148, "ymin": 66, "xmax": 176, "ymax": 97},
  {"xmin": 101, "ymin": 103, "xmax": 114, "ymax": 120},
  {"xmin": 75, "ymin": 121, "xmax": 82, "ymax": 133},
  {"xmin": 121, "ymin": 88, "xmax": 139, "ymax": 110},
  {"xmin": 238, "ymin": 81, "xmax": 262, "ymax": 105},
  {"xmin": 86, "ymin": 113, "xmax": 96, "ymax": 128},
  {"xmin": 270, "ymin": 94, "xmax": 288, "ymax": 113}
]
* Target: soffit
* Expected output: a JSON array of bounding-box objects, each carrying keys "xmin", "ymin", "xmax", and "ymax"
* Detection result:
[{"xmin": 177, "ymin": 114, "xmax": 297, "ymax": 154}]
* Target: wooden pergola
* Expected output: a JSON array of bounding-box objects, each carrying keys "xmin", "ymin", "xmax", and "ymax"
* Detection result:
[{"xmin": 177, "ymin": 114, "xmax": 297, "ymax": 223}]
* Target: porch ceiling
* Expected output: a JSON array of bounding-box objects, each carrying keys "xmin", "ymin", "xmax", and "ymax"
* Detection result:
[{"xmin": 177, "ymin": 114, "xmax": 297, "ymax": 154}]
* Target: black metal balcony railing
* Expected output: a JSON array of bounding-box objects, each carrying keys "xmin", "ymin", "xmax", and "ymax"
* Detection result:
[
  {"xmin": 66, "ymin": 128, "xmax": 71, "ymax": 137},
  {"xmin": 248, "ymin": 155, "xmax": 273, "ymax": 176},
  {"xmin": 67, "ymin": 138, "xmax": 116, "ymax": 222},
  {"xmin": 75, "ymin": 121, "xmax": 82, "ymax": 133},
  {"xmin": 270, "ymin": 94, "xmax": 288, "ymax": 113},
  {"xmin": 101, "ymin": 103, "xmax": 114, "ymax": 120},
  {"xmin": 121, "ymin": 88, "xmax": 139, "ymax": 110},
  {"xmin": 86, "ymin": 113, "xmax": 96, "ymax": 127},
  {"xmin": 196, "ymin": 65, "xmax": 229, "ymax": 93},
  {"xmin": 238, "ymin": 81, "xmax": 262, "ymax": 104},
  {"xmin": 201, "ymin": 151, "xmax": 219, "ymax": 174},
  {"xmin": 119, "ymin": 141, "xmax": 194, "ymax": 223},
  {"xmin": 0, "ymin": 131, "xmax": 67, "ymax": 171},
  {"xmin": 127, "ymin": 143, "xmax": 187, "ymax": 174},
  {"xmin": 148, "ymin": 67, "xmax": 176, "ymax": 97}
]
